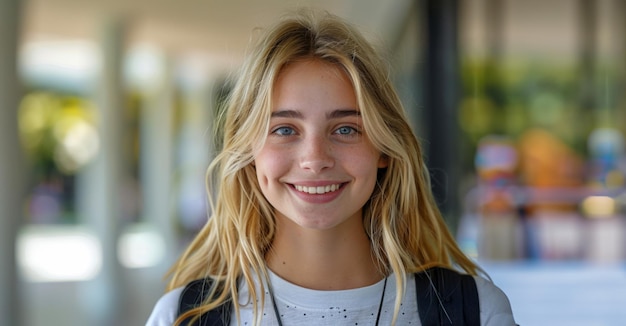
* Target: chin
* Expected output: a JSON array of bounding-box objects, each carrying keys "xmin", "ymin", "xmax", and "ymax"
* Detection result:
[{"xmin": 291, "ymin": 214, "xmax": 355, "ymax": 231}]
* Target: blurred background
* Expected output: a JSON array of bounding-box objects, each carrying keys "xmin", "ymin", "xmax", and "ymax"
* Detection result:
[{"xmin": 1, "ymin": 0, "xmax": 626, "ymax": 325}]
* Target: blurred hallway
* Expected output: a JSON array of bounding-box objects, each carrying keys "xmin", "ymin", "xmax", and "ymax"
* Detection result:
[{"xmin": 3, "ymin": 0, "xmax": 626, "ymax": 325}]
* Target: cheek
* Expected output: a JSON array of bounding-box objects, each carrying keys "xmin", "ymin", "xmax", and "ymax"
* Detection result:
[
  {"xmin": 347, "ymin": 147, "xmax": 383, "ymax": 169},
  {"xmin": 255, "ymin": 150, "xmax": 286, "ymax": 184}
]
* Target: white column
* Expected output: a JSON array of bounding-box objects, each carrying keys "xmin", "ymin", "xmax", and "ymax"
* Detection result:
[
  {"xmin": 0, "ymin": 0, "xmax": 25, "ymax": 325},
  {"xmin": 140, "ymin": 55, "xmax": 177, "ymax": 273},
  {"xmin": 76, "ymin": 15, "xmax": 128, "ymax": 326},
  {"xmin": 174, "ymin": 63, "xmax": 219, "ymax": 235}
]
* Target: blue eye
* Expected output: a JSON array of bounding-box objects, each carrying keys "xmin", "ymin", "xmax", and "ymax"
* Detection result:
[
  {"xmin": 273, "ymin": 126, "xmax": 295, "ymax": 136},
  {"xmin": 336, "ymin": 126, "xmax": 357, "ymax": 135}
]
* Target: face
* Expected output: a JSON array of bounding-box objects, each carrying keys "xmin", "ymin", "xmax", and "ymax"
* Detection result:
[{"xmin": 254, "ymin": 59, "xmax": 387, "ymax": 231}]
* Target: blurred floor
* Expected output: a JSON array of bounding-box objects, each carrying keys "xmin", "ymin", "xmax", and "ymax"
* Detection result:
[
  {"xmin": 23, "ymin": 267, "xmax": 166, "ymax": 326},
  {"xmin": 483, "ymin": 261, "xmax": 626, "ymax": 326},
  {"xmin": 22, "ymin": 260, "xmax": 626, "ymax": 325}
]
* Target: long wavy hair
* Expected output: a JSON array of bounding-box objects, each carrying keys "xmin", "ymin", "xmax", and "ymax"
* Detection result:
[{"xmin": 167, "ymin": 9, "xmax": 479, "ymax": 326}]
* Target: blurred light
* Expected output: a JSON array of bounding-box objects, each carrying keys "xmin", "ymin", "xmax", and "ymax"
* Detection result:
[
  {"xmin": 20, "ymin": 40, "xmax": 99, "ymax": 92},
  {"xmin": 18, "ymin": 93, "xmax": 55, "ymax": 133},
  {"xmin": 54, "ymin": 119, "xmax": 100, "ymax": 173},
  {"xmin": 588, "ymin": 128, "xmax": 624, "ymax": 158},
  {"xmin": 18, "ymin": 92, "xmax": 60, "ymax": 153},
  {"xmin": 17, "ymin": 226, "xmax": 102, "ymax": 282},
  {"xmin": 117, "ymin": 225, "xmax": 166, "ymax": 269},
  {"xmin": 581, "ymin": 196, "xmax": 616, "ymax": 218},
  {"xmin": 125, "ymin": 45, "xmax": 166, "ymax": 90},
  {"xmin": 18, "ymin": 91, "xmax": 100, "ymax": 174}
]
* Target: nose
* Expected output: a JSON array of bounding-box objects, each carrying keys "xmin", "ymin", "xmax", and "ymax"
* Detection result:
[{"xmin": 299, "ymin": 135, "xmax": 334, "ymax": 173}]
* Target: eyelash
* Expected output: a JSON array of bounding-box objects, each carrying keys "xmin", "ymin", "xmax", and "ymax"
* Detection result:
[
  {"xmin": 334, "ymin": 126, "xmax": 359, "ymax": 136},
  {"xmin": 272, "ymin": 126, "xmax": 296, "ymax": 136}
]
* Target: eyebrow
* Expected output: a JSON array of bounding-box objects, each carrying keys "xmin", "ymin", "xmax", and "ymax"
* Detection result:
[
  {"xmin": 328, "ymin": 109, "xmax": 361, "ymax": 119},
  {"xmin": 271, "ymin": 110, "xmax": 303, "ymax": 119},
  {"xmin": 271, "ymin": 109, "xmax": 361, "ymax": 119}
]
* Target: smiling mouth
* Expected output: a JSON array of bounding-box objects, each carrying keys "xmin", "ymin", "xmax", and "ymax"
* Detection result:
[{"xmin": 293, "ymin": 183, "xmax": 344, "ymax": 194}]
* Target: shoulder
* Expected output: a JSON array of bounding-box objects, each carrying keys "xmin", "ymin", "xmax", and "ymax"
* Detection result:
[
  {"xmin": 145, "ymin": 286, "xmax": 185, "ymax": 326},
  {"xmin": 473, "ymin": 275, "xmax": 517, "ymax": 326}
]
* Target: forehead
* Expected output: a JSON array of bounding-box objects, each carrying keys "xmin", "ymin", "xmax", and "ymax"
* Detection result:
[{"xmin": 271, "ymin": 59, "xmax": 358, "ymax": 113}]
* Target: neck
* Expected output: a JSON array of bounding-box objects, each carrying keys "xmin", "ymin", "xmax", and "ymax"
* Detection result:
[{"xmin": 265, "ymin": 215, "xmax": 383, "ymax": 290}]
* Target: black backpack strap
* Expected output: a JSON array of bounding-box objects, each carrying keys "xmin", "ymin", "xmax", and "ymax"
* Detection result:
[
  {"xmin": 415, "ymin": 267, "xmax": 480, "ymax": 326},
  {"xmin": 178, "ymin": 278, "xmax": 232, "ymax": 326}
]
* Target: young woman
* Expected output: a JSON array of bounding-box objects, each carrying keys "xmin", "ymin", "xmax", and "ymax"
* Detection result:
[{"xmin": 147, "ymin": 9, "xmax": 515, "ymax": 326}]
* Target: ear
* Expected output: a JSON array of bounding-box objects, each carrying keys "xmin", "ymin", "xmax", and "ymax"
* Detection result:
[{"xmin": 377, "ymin": 154, "xmax": 389, "ymax": 168}]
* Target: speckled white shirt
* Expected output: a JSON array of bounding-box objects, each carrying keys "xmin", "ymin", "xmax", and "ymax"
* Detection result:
[{"xmin": 146, "ymin": 270, "xmax": 516, "ymax": 325}]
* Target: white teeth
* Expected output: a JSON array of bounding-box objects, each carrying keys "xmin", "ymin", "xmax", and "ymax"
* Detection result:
[{"xmin": 295, "ymin": 184, "xmax": 341, "ymax": 194}]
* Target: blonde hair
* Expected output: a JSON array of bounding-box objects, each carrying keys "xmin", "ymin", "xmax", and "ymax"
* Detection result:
[{"xmin": 168, "ymin": 9, "xmax": 479, "ymax": 325}]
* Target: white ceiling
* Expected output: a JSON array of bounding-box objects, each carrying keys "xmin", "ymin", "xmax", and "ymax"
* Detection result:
[
  {"xmin": 21, "ymin": 0, "xmax": 621, "ymax": 84},
  {"xmin": 22, "ymin": 0, "xmax": 413, "ymax": 64}
]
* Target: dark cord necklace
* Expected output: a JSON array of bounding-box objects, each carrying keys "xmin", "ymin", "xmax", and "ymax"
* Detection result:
[{"xmin": 267, "ymin": 276, "xmax": 388, "ymax": 326}]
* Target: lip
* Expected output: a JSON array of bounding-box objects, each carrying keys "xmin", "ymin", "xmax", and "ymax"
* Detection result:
[{"xmin": 288, "ymin": 181, "xmax": 347, "ymax": 204}]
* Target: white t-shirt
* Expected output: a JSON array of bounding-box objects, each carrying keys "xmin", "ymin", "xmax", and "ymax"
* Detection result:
[{"xmin": 146, "ymin": 270, "xmax": 516, "ymax": 325}]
